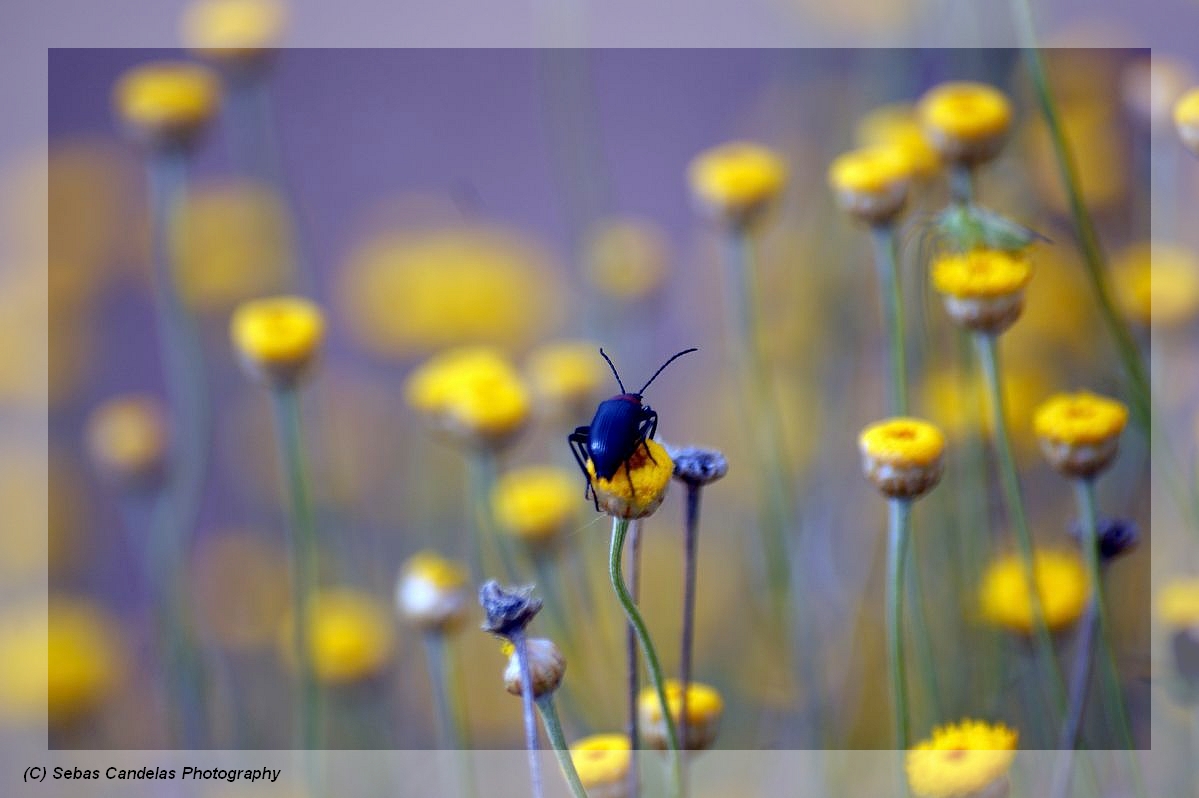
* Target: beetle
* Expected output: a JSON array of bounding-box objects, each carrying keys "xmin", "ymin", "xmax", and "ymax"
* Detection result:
[{"xmin": 568, "ymin": 347, "xmax": 697, "ymax": 509}]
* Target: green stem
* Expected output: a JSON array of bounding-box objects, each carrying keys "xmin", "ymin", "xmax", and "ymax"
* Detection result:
[
  {"xmin": 423, "ymin": 632, "xmax": 462, "ymax": 749},
  {"xmin": 271, "ymin": 386, "xmax": 322, "ymax": 753},
  {"xmin": 1010, "ymin": 0, "xmax": 1151, "ymax": 432},
  {"xmin": 974, "ymin": 333, "xmax": 1068, "ymax": 726},
  {"xmin": 886, "ymin": 499, "xmax": 911, "ymax": 751},
  {"xmin": 536, "ymin": 694, "xmax": 590, "ymax": 798},
  {"xmin": 948, "ymin": 164, "xmax": 975, "ymax": 206},
  {"xmin": 870, "ymin": 224, "xmax": 908, "ymax": 416},
  {"xmin": 513, "ymin": 631, "xmax": 544, "ymax": 798},
  {"xmin": 609, "ymin": 517, "xmax": 681, "ymax": 797}
]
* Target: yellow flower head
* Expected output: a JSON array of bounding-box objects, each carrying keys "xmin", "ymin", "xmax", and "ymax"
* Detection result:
[
  {"xmin": 1159, "ymin": 578, "xmax": 1199, "ymax": 629},
  {"xmin": 980, "ymin": 550, "xmax": 1090, "ymax": 633},
  {"xmin": 584, "ymin": 219, "xmax": 670, "ymax": 301},
  {"xmin": 907, "ymin": 719, "xmax": 1018, "ymax": 798},
  {"xmin": 856, "ymin": 103, "xmax": 941, "ymax": 179},
  {"xmin": 858, "ymin": 417, "xmax": 945, "ymax": 500},
  {"xmin": 637, "ymin": 680, "xmax": 724, "ymax": 750},
  {"xmin": 827, "ymin": 146, "xmax": 912, "ymax": 225},
  {"xmin": 688, "ymin": 142, "xmax": 788, "ymax": 227},
  {"xmin": 1033, "ymin": 391, "xmax": 1127, "ymax": 478},
  {"xmin": 919, "ymin": 82, "xmax": 1013, "ymax": 165},
  {"xmin": 492, "ymin": 466, "xmax": 578, "ymax": 546},
  {"xmin": 281, "ymin": 589, "xmax": 395, "ymax": 685},
  {"xmin": 1174, "ymin": 87, "xmax": 1199, "ymax": 156},
  {"xmin": 396, "ymin": 550, "xmax": 471, "ymax": 634},
  {"xmin": 404, "ymin": 346, "xmax": 530, "ymax": 450},
  {"xmin": 1111, "ymin": 242, "xmax": 1199, "ymax": 328},
  {"xmin": 85, "ymin": 394, "xmax": 169, "ymax": 489},
  {"xmin": 570, "ymin": 734, "xmax": 632, "ymax": 792},
  {"xmin": 231, "ymin": 295, "xmax": 326, "ymax": 385},
  {"xmin": 586, "ymin": 439, "xmax": 673, "ymax": 519},
  {"xmin": 525, "ymin": 340, "xmax": 606, "ymax": 412},
  {"xmin": 932, "ymin": 250, "xmax": 1033, "ymax": 299},
  {"xmin": 181, "ymin": 0, "xmax": 287, "ymax": 64},
  {"xmin": 113, "ymin": 61, "xmax": 220, "ymax": 147}
]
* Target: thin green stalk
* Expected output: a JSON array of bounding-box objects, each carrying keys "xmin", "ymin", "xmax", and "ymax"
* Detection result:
[
  {"xmin": 271, "ymin": 386, "xmax": 322, "ymax": 752},
  {"xmin": 886, "ymin": 499, "xmax": 912, "ymax": 751},
  {"xmin": 870, "ymin": 224, "xmax": 908, "ymax": 415},
  {"xmin": 1010, "ymin": 0, "xmax": 1151, "ymax": 431},
  {"xmin": 626, "ymin": 519, "xmax": 642, "ymax": 798},
  {"xmin": 1050, "ymin": 600, "xmax": 1098, "ymax": 798},
  {"xmin": 680, "ymin": 484, "xmax": 700, "ymax": 789},
  {"xmin": 423, "ymin": 632, "xmax": 462, "ymax": 749},
  {"xmin": 948, "ymin": 164, "xmax": 975, "ymax": 206},
  {"xmin": 609, "ymin": 518, "xmax": 681, "ymax": 797},
  {"xmin": 513, "ymin": 631, "xmax": 545, "ymax": 798},
  {"xmin": 536, "ymin": 694, "xmax": 590, "ymax": 798},
  {"xmin": 974, "ymin": 333, "xmax": 1068, "ymax": 723}
]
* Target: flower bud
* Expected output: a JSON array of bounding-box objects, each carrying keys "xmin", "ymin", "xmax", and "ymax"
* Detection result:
[
  {"xmin": 569, "ymin": 734, "xmax": 631, "ymax": 798},
  {"xmin": 230, "ymin": 295, "xmax": 325, "ymax": 387},
  {"xmin": 918, "ymin": 82, "xmax": 1012, "ymax": 167},
  {"xmin": 1033, "ymin": 391, "xmax": 1128, "ymax": 479},
  {"xmin": 827, "ymin": 146, "xmax": 911, "ymax": 226},
  {"xmin": 688, "ymin": 142, "xmax": 787, "ymax": 229},
  {"xmin": 503, "ymin": 637, "xmax": 565, "ymax": 699},
  {"xmin": 931, "ymin": 249, "xmax": 1033, "ymax": 335},
  {"xmin": 858, "ymin": 418, "xmax": 945, "ymax": 501}
]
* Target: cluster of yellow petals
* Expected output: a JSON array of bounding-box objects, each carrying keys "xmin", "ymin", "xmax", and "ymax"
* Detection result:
[
  {"xmin": 112, "ymin": 61, "xmax": 220, "ymax": 142},
  {"xmin": 585, "ymin": 439, "xmax": 674, "ymax": 519},
  {"xmin": 931, "ymin": 250, "xmax": 1033, "ymax": 299},
  {"xmin": 906, "ymin": 720, "xmax": 1017, "ymax": 798},
  {"xmin": 827, "ymin": 146, "xmax": 912, "ymax": 195},
  {"xmin": 402, "ymin": 550, "xmax": 470, "ymax": 591},
  {"xmin": 856, "ymin": 103, "xmax": 941, "ymax": 178},
  {"xmin": 637, "ymin": 679, "xmax": 724, "ymax": 725},
  {"xmin": 181, "ymin": 0, "xmax": 287, "ymax": 57},
  {"xmin": 230, "ymin": 295, "xmax": 326, "ymax": 383},
  {"xmin": 491, "ymin": 466, "xmax": 578, "ymax": 544},
  {"xmin": 979, "ymin": 550, "xmax": 1090, "ymax": 633},
  {"xmin": 919, "ymin": 82, "xmax": 1013, "ymax": 143},
  {"xmin": 569, "ymin": 734, "xmax": 632, "ymax": 789},
  {"xmin": 1033, "ymin": 391, "xmax": 1128, "ymax": 447},
  {"xmin": 1111, "ymin": 242, "xmax": 1199, "ymax": 327},
  {"xmin": 858, "ymin": 418, "xmax": 945, "ymax": 468},
  {"xmin": 525, "ymin": 340, "xmax": 606, "ymax": 410},
  {"xmin": 1159, "ymin": 578, "xmax": 1199, "ymax": 629},
  {"xmin": 688, "ymin": 142, "xmax": 788, "ymax": 223},
  {"xmin": 281, "ymin": 589, "xmax": 394, "ymax": 685},
  {"xmin": 404, "ymin": 346, "xmax": 530, "ymax": 446}
]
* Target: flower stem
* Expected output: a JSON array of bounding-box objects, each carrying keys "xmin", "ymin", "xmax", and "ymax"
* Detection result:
[
  {"xmin": 974, "ymin": 332, "xmax": 1068, "ymax": 726},
  {"xmin": 270, "ymin": 386, "xmax": 322, "ymax": 754},
  {"xmin": 423, "ymin": 631, "xmax": 462, "ymax": 749},
  {"xmin": 948, "ymin": 164, "xmax": 975, "ymax": 206},
  {"xmin": 535, "ymin": 694, "xmax": 590, "ymax": 798},
  {"xmin": 1049, "ymin": 599, "xmax": 1098, "ymax": 798},
  {"xmin": 512, "ymin": 630, "xmax": 544, "ymax": 798},
  {"xmin": 626, "ymin": 519, "xmax": 642, "ymax": 798},
  {"xmin": 680, "ymin": 484, "xmax": 701, "ymax": 794},
  {"xmin": 469, "ymin": 451, "xmax": 519, "ymax": 582},
  {"xmin": 869, "ymin": 224, "xmax": 908, "ymax": 416},
  {"xmin": 1009, "ymin": 0, "xmax": 1151, "ymax": 432},
  {"xmin": 886, "ymin": 498, "xmax": 912, "ymax": 751},
  {"xmin": 609, "ymin": 517, "xmax": 681, "ymax": 797}
]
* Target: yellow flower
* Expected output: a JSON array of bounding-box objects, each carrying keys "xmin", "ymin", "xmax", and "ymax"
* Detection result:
[
  {"xmin": 85, "ymin": 394, "xmax": 169, "ymax": 490},
  {"xmin": 280, "ymin": 589, "xmax": 395, "ymax": 685},
  {"xmin": 585, "ymin": 439, "xmax": 673, "ymax": 519},
  {"xmin": 492, "ymin": 466, "xmax": 578, "ymax": 547},
  {"xmin": 570, "ymin": 734, "xmax": 632, "ymax": 797},
  {"xmin": 181, "ymin": 0, "xmax": 287, "ymax": 64},
  {"xmin": 827, "ymin": 146, "xmax": 911, "ymax": 225},
  {"xmin": 230, "ymin": 295, "xmax": 326, "ymax": 385},
  {"xmin": 856, "ymin": 103, "xmax": 941, "ymax": 179},
  {"xmin": 980, "ymin": 550, "xmax": 1090, "ymax": 633},
  {"xmin": 1159, "ymin": 578, "xmax": 1199, "ymax": 629},
  {"xmin": 918, "ymin": 82, "xmax": 1013, "ymax": 166},
  {"xmin": 688, "ymin": 142, "xmax": 788, "ymax": 227},
  {"xmin": 1033, "ymin": 391, "xmax": 1127, "ymax": 478},
  {"xmin": 396, "ymin": 550, "xmax": 472, "ymax": 634},
  {"xmin": 404, "ymin": 347, "xmax": 530, "ymax": 450},
  {"xmin": 932, "ymin": 249, "xmax": 1033, "ymax": 334},
  {"xmin": 583, "ymin": 219, "xmax": 670, "ymax": 301},
  {"xmin": 906, "ymin": 719, "xmax": 1017, "ymax": 798},
  {"xmin": 858, "ymin": 417, "xmax": 945, "ymax": 500},
  {"xmin": 638, "ymin": 679, "xmax": 724, "ymax": 751},
  {"xmin": 1175, "ymin": 87, "xmax": 1199, "ymax": 155},
  {"xmin": 920, "ymin": 366, "xmax": 1049, "ymax": 454},
  {"xmin": 338, "ymin": 225, "xmax": 560, "ymax": 359},
  {"xmin": 525, "ymin": 340, "xmax": 606, "ymax": 413},
  {"xmin": 1111, "ymin": 242, "xmax": 1199, "ymax": 328},
  {"xmin": 112, "ymin": 61, "xmax": 220, "ymax": 147}
]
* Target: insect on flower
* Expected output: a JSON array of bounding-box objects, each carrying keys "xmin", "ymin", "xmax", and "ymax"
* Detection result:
[{"xmin": 568, "ymin": 348, "xmax": 697, "ymax": 510}]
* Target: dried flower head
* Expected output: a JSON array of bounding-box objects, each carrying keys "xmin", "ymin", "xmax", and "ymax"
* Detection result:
[
  {"xmin": 668, "ymin": 445, "xmax": 729, "ymax": 487},
  {"xmin": 569, "ymin": 734, "xmax": 632, "ymax": 798},
  {"xmin": 906, "ymin": 719, "xmax": 1017, "ymax": 798},
  {"xmin": 1033, "ymin": 391, "xmax": 1128, "ymax": 478},
  {"xmin": 979, "ymin": 550, "xmax": 1090, "ymax": 634},
  {"xmin": 918, "ymin": 82, "xmax": 1013, "ymax": 167},
  {"xmin": 585, "ymin": 439, "xmax": 674, "ymax": 519},
  {"xmin": 827, "ymin": 145, "xmax": 912, "ymax": 225},
  {"xmin": 688, "ymin": 142, "xmax": 788, "ymax": 228},
  {"xmin": 279, "ymin": 589, "xmax": 395, "ymax": 685},
  {"xmin": 85, "ymin": 395, "xmax": 169, "ymax": 491},
  {"xmin": 858, "ymin": 417, "xmax": 945, "ymax": 500},
  {"xmin": 502, "ymin": 637, "xmax": 565, "ymax": 698},
  {"xmin": 404, "ymin": 346, "xmax": 530, "ymax": 451},
  {"xmin": 1175, "ymin": 87, "xmax": 1199, "ymax": 156},
  {"xmin": 638, "ymin": 679, "xmax": 724, "ymax": 751},
  {"xmin": 491, "ymin": 466, "xmax": 578, "ymax": 549},
  {"xmin": 479, "ymin": 581, "xmax": 542, "ymax": 639},
  {"xmin": 181, "ymin": 0, "xmax": 287, "ymax": 70},
  {"xmin": 230, "ymin": 295, "xmax": 326, "ymax": 387},
  {"xmin": 396, "ymin": 550, "xmax": 471, "ymax": 634},
  {"xmin": 112, "ymin": 61, "xmax": 220, "ymax": 149},
  {"xmin": 931, "ymin": 249, "xmax": 1033, "ymax": 334}
]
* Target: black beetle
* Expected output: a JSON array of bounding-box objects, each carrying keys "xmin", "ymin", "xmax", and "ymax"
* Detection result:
[{"xmin": 568, "ymin": 347, "xmax": 697, "ymax": 508}]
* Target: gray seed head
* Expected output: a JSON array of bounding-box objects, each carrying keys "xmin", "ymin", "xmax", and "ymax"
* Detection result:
[
  {"xmin": 669, "ymin": 445, "xmax": 729, "ymax": 486},
  {"xmin": 478, "ymin": 580, "xmax": 542, "ymax": 638}
]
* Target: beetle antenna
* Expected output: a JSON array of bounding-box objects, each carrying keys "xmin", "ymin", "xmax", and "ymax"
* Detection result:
[
  {"xmin": 599, "ymin": 348, "xmax": 627, "ymax": 393},
  {"xmin": 638, "ymin": 347, "xmax": 698, "ymax": 394}
]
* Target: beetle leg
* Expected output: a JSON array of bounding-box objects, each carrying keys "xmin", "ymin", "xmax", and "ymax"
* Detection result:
[
  {"xmin": 637, "ymin": 409, "xmax": 660, "ymax": 465},
  {"xmin": 568, "ymin": 427, "xmax": 599, "ymax": 510},
  {"xmin": 623, "ymin": 456, "xmax": 637, "ymax": 502}
]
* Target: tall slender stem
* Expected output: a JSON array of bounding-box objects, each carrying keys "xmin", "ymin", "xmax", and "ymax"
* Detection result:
[
  {"xmin": 626, "ymin": 520, "xmax": 642, "ymax": 798},
  {"xmin": 680, "ymin": 484, "xmax": 701, "ymax": 777},
  {"xmin": 609, "ymin": 518, "xmax": 681, "ymax": 797},
  {"xmin": 423, "ymin": 632, "xmax": 461, "ymax": 749},
  {"xmin": 1049, "ymin": 600, "xmax": 1098, "ymax": 798},
  {"xmin": 536, "ymin": 694, "xmax": 590, "ymax": 798},
  {"xmin": 948, "ymin": 164, "xmax": 976, "ymax": 206},
  {"xmin": 974, "ymin": 332, "xmax": 1067, "ymax": 723},
  {"xmin": 886, "ymin": 498, "xmax": 912, "ymax": 750},
  {"xmin": 870, "ymin": 224, "xmax": 908, "ymax": 416},
  {"xmin": 513, "ymin": 630, "xmax": 544, "ymax": 798}
]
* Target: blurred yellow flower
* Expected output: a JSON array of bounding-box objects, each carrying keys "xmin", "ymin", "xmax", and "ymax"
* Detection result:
[
  {"xmin": 338, "ymin": 225, "xmax": 560, "ymax": 358},
  {"xmin": 1111, "ymin": 242, "xmax": 1199, "ymax": 327},
  {"xmin": 1159, "ymin": 578, "xmax": 1199, "ymax": 629},
  {"xmin": 856, "ymin": 103, "xmax": 940, "ymax": 179},
  {"xmin": 906, "ymin": 719, "xmax": 1017, "ymax": 798},
  {"xmin": 230, "ymin": 295, "xmax": 325, "ymax": 385},
  {"xmin": 583, "ymin": 218, "xmax": 670, "ymax": 301},
  {"xmin": 1026, "ymin": 100, "xmax": 1126, "ymax": 214},
  {"xmin": 112, "ymin": 61, "xmax": 220, "ymax": 147},
  {"xmin": 920, "ymin": 366, "xmax": 1049, "ymax": 454},
  {"xmin": 688, "ymin": 142, "xmax": 788, "ymax": 227},
  {"xmin": 932, "ymin": 249, "xmax": 1033, "ymax": 298},
  {"xmin": 85, "ymin": 394, "xmax": 169, "ymax": 490},
  {"xmin": 570, "ymin": 733, "xmax": 631, "ymax": 797},
  {"xmin": 280, "ymin": 589, "xmax": 395, "ymax": 685},
  {"xmin": 638, "ymin": 679, "xmax": 724, "ymax": 751},
  {"xmin": 191, "ymin": 530, "xmax": 290, "ymax": 650},
  {"xmin": 173, "ymin": 179, "xmax": 295, "ymax": 312},
  {"xmin": 1174, "ymin": 87, "xmax": 1199, "ymax": 155},
  {"xmin": 586, "ymin": 439, "xmax": 673, "ymax": 519},
  {"xmin": 396, "ymin": 550, "xmax": 471, "ymax": 633},
  {"xmin": 491, "ymin": 466, "xmax": 578, "ymax": 547},
  {"xmin": 827, "ymin": 146, "xmax": 911, "ymax": 225},
  {"xmin": 1034, "ymin": 391, "xmax": 1127, "ymax": 478},
  {"xmin": 858, "ymin": 417, "xmax": 945, "ymax": 500},
  {"xmin": 404, "ymin": 346, "xmax": 530, "ymax": 450},
  {"xmin": 525, "ymin": 339, "xmax": 606, "ymax": 413},
  {"xmin": 980, "ymin": 550, "xmax": 1089, "ymax": 633},
  {"xmin": 1122, "ymin": 54, "xmax": 1195, "ymax": 128},
  {"xmin": 181, "ymin": 0, "xmax": 287, "ymax": 63},
  {"xmin": 918, "ymin": 82, "xmax": 1012, "ymax": 166}
]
